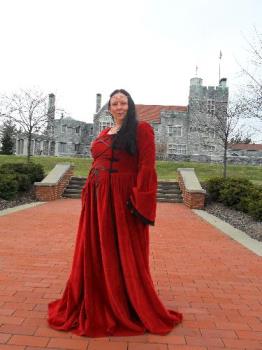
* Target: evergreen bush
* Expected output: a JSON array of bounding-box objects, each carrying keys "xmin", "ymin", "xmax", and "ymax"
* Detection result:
[
  {"xmin": 0, "ymin": 162, "xmax": 44, "ymax": 183},
  {"xmin": 205, "ymin": 177, "xmax": 226, "ymax": 201},
  {"xmin": 0, "ymin": 174, "xmax": 18, "ymax": 200},
  {"xmin": 206, "ymin": 176, "xmax": 262, "ymax": 221}
]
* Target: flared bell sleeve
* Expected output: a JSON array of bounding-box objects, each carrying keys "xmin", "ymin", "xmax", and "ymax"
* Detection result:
[{"xmin": 127, "ymin": 122, "xmax": 157, "ymax": 226}]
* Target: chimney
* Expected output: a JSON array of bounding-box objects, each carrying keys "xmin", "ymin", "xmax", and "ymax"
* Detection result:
[
  {"xmin": 48, "ymin": 93, "xmax": 55, "ymax": 120},
  {"xmin": 96, "ymin": 93, "xmax": 102, "ymax": 113},
  {"xmin": 46, "ymin": 93, "xmax": 55, "ymax": 136}
]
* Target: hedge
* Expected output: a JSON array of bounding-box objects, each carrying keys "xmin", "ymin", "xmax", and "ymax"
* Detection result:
[
  {"xmin": 206, "ymin": 177, "xmax": 262, "ymax": 221},
  {"xmin": 0, "ymin": 162, "xmax": 45, "ymax": 200}
]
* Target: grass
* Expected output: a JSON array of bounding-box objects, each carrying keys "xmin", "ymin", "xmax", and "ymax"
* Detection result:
[
  {"xmin": 157, "ymin": 160, "xmax": 262, "ymax": 185},
  {"xmin": 0, "ymin": 155, "xmax": 261, "ymax": 185}
]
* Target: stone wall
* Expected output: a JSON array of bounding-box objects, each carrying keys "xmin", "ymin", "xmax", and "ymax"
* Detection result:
[{"xmin": 34, "ymin": 164, "xmax": 74, "ymax": 201}]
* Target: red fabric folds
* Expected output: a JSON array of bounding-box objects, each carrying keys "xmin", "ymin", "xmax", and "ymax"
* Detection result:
[
  {"xmin": 48, "ymin": 121, "xmax": 183, "ymax": 337},
  {"xmin": 129, "ymin": 122, "xmax": 157, "ymax": 224}
]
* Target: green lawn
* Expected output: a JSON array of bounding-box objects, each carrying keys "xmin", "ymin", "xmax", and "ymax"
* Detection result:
[{"xmin": 0, "ymin": 155, "xmax": 261, "ymax": 185}]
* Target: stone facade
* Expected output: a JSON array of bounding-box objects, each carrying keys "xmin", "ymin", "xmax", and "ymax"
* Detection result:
[
  {"xmin": 11, "ymin": 79, "xmax": 261, "ymax": 164},
  {"xmin": 15, "ymin": 94, "xmax": 94, "ymax": 157},
  {"xmin": 94, "ymin": 77, "xmax": 229, "ymax": 160}
]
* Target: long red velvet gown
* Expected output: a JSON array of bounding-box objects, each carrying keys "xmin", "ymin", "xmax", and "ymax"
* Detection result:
[{"xmin": 48, "ymin": 121, "xmax": 182, "ymax": 337}]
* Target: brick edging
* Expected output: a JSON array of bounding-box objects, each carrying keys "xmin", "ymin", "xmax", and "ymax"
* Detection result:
[{"xmin": 35, "ymin": 166, "xmax": 74, "ymax": 201}]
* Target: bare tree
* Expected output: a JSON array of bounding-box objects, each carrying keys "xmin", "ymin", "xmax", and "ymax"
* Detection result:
[
  {"xmin": 238, "ymin": 28, "xmax": 262, "ymax": 122},
  {"xmin": 0, "ymin": 89, "xmax": 49, "ymax": 162},
  {"xmin": 230, "ymin": 131, "xmax": 252, "ymax": 144},
  {"xmin": 189, "ymin": 98, "xmax": 250, "ymax": 177}
]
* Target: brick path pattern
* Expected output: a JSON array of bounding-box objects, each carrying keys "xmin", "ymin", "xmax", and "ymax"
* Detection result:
[{"xmin": 0, "ymin": 199, "xmax": 262, "ymax": 350}]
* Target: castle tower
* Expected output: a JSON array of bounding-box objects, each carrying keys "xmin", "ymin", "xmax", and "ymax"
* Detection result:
[{"xmin": 188, "ymin": 77, "xmax": 229, "ymax": 158}]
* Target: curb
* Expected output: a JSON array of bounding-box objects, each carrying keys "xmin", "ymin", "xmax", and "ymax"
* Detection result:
[
  {"xmin": 0, "ymin": 202, "xmax": 46, "ymax": 216},
  {"xmin": 193, "ymin": 209, "xmax": 262, "ymax": 257}
]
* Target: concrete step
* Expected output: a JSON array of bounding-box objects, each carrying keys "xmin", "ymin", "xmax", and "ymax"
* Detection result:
[
  {"xmin": 157, "ymin": 198, "xmax": 183, "ymax": 203},
  {"xmin": 157, "ymin": 193, "xmax": 182, "ymax": 199},
  {"xmin": 157, "ymin": 189, "xmax": 181, "ymax": 195},
  {"xmin": 158, "ymin": 183, "xmax": 179, "ymax": 186},
  {"xmin": 71, "ymin": 176, "xmax": 87, "ymax": 180},
  {"xmin": 63, "ymin": 177, "xmax": 183, "ymax": 202},
  {"xmin": 70, "ymin": 180, "xmax": 86, "ymax": 185},
  {"xmin": 67, "ymin": 182, "xmax": 85, "ymax": 188},
  {"xmin": 63, "ymin": 193, "xmax": 82, "ymax": 199},
  {"xmin": 64, "ymin": 188, "xmax": 82, "ymax": 194}
]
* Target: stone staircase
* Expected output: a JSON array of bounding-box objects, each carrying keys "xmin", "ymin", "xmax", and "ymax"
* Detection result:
[
  {"xmin": 63, "ymin": 177, "xmax": 183, "ymax": 203},
  {"xmin": 63, "ymin": 176, "xmax": 87, "ymax": 199},
  {"xmin": 157, "ymin": 181, "xmax": 183, "ymax": 203}
]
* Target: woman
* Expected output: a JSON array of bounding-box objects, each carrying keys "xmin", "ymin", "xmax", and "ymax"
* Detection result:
[{"xmin": 48, "ymin": 89, "xmax": 182, "ymax": 337}]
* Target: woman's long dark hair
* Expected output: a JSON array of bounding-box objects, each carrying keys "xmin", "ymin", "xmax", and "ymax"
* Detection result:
[{"xmin": 108, "ymin": 89, "xmax": 138, "ymax": 155}]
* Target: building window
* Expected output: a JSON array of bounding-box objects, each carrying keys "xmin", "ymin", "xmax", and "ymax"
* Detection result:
[
  {"xmin": 207, "ymin": 99, "xmax": 215, "ymax": 115},
  {"xmin": 204, "ymin": 144, "xmax": 216, "ymax": 152},
  {"xmin": 61, "ymin": 125, "xmax": 67, "ymax": 133},
  {"xmin": 75, "ymin": 126, "xmax": 81, "ymax": 134},
  {"xmin": 17, "ymin": 139, "xmax": 24, "ymax": 154},
  {"xmin": 168, "ymin": 144, "xmax": 187, "ymax": 155},
  {"xmin": 167, "ymin": 126, "xmax": 182, "ymax": 136},
  {"xmin": 99, "ymin": 121, "xmax": 113, "ymax": 132},
  {"xmin": 202, "ymin": 127, "xmax": 215, "ymax": 138},
  {"xmin": 58, "ymin": 142, "xmax": 67, "ymax": 153},
  {"xmin": 153, "ymin": 124, "xmax": 159, "ymax": 133},
  {"xmin": 74, "ymin": 143, "xmax": 80, "ymax": 152},
  {"xmin": 193, "ymin": 144, "xmax": 199, "ymax": 153}
]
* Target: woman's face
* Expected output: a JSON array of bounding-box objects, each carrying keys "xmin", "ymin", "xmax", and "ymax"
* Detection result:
[{"xmin": 109, "ymin": 93, "xmax": 128, "ymax": 124}]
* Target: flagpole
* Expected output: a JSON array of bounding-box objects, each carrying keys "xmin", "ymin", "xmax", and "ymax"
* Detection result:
[{"xmin": 219, "ymin": 50, "xmax": 222, "ymax": 82}]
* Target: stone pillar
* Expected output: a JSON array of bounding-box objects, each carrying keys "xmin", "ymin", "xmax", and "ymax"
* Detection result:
[{"xmin": 23, "ymin": 139, "xmax": 28, "ymax": 155}]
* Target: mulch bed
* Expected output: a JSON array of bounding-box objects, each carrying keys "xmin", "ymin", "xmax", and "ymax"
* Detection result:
[
  {"xmin": 0, "ymin": 187, "xmax": 38, "ymax": 211},
  {"xmin": 205, "ymin": 202, "xmax": 262, "ymax": 242}
]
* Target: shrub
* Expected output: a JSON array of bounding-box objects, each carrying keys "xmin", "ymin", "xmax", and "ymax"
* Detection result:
[
  {"xmin": 0, "ymin": 174, "xmax": 18, "ymax": 200},
  {"xmin": 0, "ymin": 162, "xmax": 45, "ymax": 183},
  {"xmin": 248, "ymin": 199, "xmax": 262, "ymax": 221},
  {"xmin": 206, "ymin": 176, "xmax": 262, "ymax": 221},
  {"xmin": 15, "ymin": 174, "xmax": 32, "ymax": 191},
  {"xmin": 205, "ymin": 177, "xmax": 226, "ymax": 201},
  {"xmin": 219, "ymin": 178, "xmax": 255, "ymax": 209}
]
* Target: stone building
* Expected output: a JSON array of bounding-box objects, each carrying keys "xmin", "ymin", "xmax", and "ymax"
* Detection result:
[
  {"xmin": 13, "ymin": 77, "xmax": 229, "ymax": 160},
  {"xmin": 93, "ymin": 77, "xmax": 229, "ymax": 161},
  {"xmin": 15, "ymin": 94, "xmax": 94, "ymax": 157}
]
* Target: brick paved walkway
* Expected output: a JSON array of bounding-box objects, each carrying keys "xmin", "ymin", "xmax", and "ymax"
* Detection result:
[{"xmin": 0, "ymin": 199, "xmax": 262, "ymax": 350}]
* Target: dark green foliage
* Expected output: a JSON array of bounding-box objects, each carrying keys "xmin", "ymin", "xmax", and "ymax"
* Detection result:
[
  {"xmin": 0, "ymin": 133, "xmax": 14, "ymax": 155},
  {"xmin": 206, "ymin": 177, "xmax": 227, "ymax": 201},
  {"xmin": 14, "ymin": 174, "xmax": 31, "ymax": 191},
  {"xmin": 248, "ymin": 199, "xmax": 262, "ymax": 221},
  {"xmin": 206, "ymin": 176, "xmax": 262, "ymax": 221},
  {"xmin": 0, "ymin": 162, "xmax": 44, "ymax": 199},
  {"xmin": 0, "ymin": 119, "xmax": 16, "ymax": 155},
  {"xmin": 219, "ymin": 178, "xmax": 255, "ymax": 209},
  {"xmin": 0, "ymin": 162, "xmax": 44, "ymax": 183},
  {"xmin": 0, "ymin": 174, "xmax": 18, "ymax": 199}
]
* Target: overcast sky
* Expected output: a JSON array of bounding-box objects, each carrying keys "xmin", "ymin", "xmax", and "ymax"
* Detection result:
[{"xmin": 0, "ymin": 0, "xmax": 261, "ymax": 139}]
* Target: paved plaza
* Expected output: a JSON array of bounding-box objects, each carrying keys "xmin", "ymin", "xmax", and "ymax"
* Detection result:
[{"xmin": 0, "ymin": 199, "xmax": 261, "ymax": 350}]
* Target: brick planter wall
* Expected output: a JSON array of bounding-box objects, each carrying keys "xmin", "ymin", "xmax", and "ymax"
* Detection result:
[
  {"xmin": 35, "ymin": 164, "xmax": 74, "ymax": 201},
  {"xmin": 178, "ymin": 170, "xmax": 206, "ymax": 209}
]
